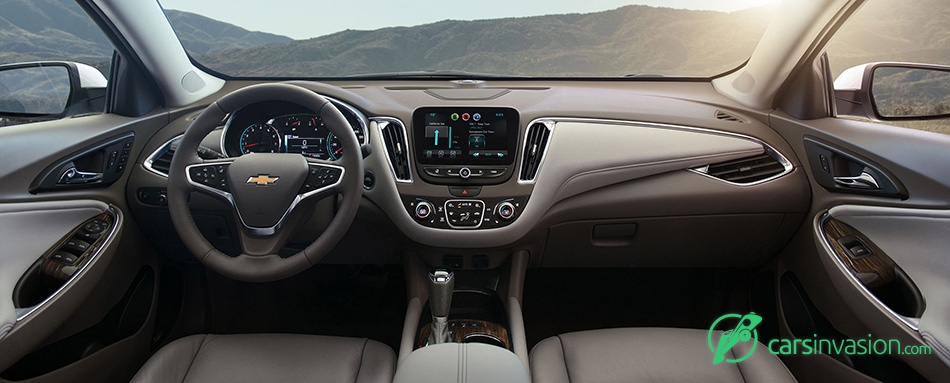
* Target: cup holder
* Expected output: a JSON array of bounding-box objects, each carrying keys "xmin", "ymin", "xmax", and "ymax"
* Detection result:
[{"xmin": 462, "ymin": 333, "xmax": 506, "ymax": 348}]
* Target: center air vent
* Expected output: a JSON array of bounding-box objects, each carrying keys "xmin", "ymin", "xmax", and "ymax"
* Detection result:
[
  {"xmin": 378, "ymin": 119, "xmax": 412, "ymax": 182},
  {"xmin": 519, "ymin": 121, "xmax": 553, "ymax": 182},
  {"xmin": 694, "ymin": 153, "xmax": 789, "ymax": 185}
]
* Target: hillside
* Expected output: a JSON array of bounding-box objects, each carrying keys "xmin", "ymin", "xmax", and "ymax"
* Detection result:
[
  {"xmin": 196, "ymin": 5, "xmax": 773, "ymax": 77},
  {"xmin": 0, "ymin": 0, "xmax": 291, "ymax": 70}
]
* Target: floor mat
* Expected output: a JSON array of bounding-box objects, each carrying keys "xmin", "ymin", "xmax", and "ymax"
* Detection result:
[{"xmin": 522, "ymin": 268, "xmax": 753, "ymax": 349}]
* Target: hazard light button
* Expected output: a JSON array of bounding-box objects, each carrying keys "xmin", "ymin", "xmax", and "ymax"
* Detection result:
[{"xmin": 448, "ymin": 186, "xmax": 481, "ymax": 197}]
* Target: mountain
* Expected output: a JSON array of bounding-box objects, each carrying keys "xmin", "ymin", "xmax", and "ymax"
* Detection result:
[
  {"xmin": 196, "ymin": 5, "xmax": 773, "ymax": 77},
  {"xmin": 0, "ymin": 0, "xmax": 291, "ymax": 70}
]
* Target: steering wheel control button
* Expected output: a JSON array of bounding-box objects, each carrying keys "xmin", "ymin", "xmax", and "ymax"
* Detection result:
[
  {"xmin": 415, "ymin": 201, "xmax": 435, "ymax": 219},
  {"xmin": 448, "ymin": 186, "xmax": 481, "ymax": 197},
  {"xmin": 301, "ymin": 165, "xmax": 343, "ymax": 193},
  {"xmin": 459, "ymin": 167, "xmax": 472, "ymax": 178},
  {"xmin": 496, "ymin": 201, "xmax": 516, "ymax": 220},
  {"xmin": 189, "ymin": 164, "xmax": 231, "ymax": 192},
  {"xmin": 445, "ymin": 200, "xmax": 484, "ymax": 228}
]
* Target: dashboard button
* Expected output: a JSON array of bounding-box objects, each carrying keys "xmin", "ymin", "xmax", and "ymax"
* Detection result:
[
  {"xmin": 446, "ymin": 167, "xmax": 460, "ymax": 177},
  {"xmin": 485, "ymin": 168, "xmax": 507, "ymax": 177},
  {"xmin": 459, "ymin": 167, "xmax": 472, "ymax": 178},
  {"xmin": 449, "ymin": 186, "xmax": 481, "ymax": 197},
  {"xmin": 424, "ymin": 166, "xmax": 446, "ymax": 177},
  {"xmin": 415, "ymin": 201, "xmax": 435, "ymax": 219},
  {"xmin": 496, "ymin": 201, "xmax": 516, "ymax": 220}
]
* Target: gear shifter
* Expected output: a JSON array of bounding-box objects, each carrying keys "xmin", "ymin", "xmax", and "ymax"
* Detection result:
[{"xmin": 427, "ymin": 268, "xmax": 455, "ymax": 344}]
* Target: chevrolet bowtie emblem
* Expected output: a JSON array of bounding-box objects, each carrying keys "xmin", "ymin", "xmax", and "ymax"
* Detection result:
[{"xmin": 247, "ymin": 174, "xmax": 279, "ymax": 186}]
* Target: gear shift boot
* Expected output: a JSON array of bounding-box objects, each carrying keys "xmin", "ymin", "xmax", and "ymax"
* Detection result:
[{"xmin": 427, "ymin": 268, "xmax": 455, "ymax": 344}]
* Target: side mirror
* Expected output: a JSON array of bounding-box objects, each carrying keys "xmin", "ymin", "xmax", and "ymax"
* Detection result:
[
  {"xmin": 0, "ymin": 61, "xmax": 107, "ymax": 126},
  {"xmin": 834, "ymin": 62, "xmax": 950, "ymax": 121}
]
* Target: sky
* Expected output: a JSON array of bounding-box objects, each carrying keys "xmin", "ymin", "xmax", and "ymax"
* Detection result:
[{"xmin": 158, "ymin": 0, "xmax": 774, "ymax": 40}]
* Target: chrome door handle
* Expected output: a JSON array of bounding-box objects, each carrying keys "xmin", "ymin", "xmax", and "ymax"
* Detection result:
[
  {"xmin": 59, "ymin": 166, "xmax": 103, "ymax": 184},
  {"xmin": 834, "ymin": 169, "xmax": 879, "ymax": 190}
]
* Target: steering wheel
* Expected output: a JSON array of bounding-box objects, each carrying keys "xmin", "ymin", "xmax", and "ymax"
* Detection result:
[{"xmin": 167, "ymin": 83, "xmax": 364, "ymax": 282}]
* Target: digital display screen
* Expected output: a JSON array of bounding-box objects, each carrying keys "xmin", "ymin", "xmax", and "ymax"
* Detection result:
[{"xmin": 413, "ymin": 107, "xmax": 519, "ymax": 165}]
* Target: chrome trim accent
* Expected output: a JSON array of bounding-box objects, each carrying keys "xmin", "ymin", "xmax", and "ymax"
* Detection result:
[
  {"xmin": 517, "ymin": 117, "xmax": 793, "ymax": 186},
  {"xmin": 185, "ymin": 160, "xmax": 345, "ymax": 236},
  {"xmin": 372, "ymin": 117, "xmax": 414, "ymax": 183},
  {"xmin": 143, "ymin": 135, "xmax": 182, "ymax": 178},
  {"xmin": 443, "ymin": 199, "xmax": 486, "ymax": 230},
  {"xmin": 517, "ymin": 119, "xmax": 555, "ymax": 184},
  {"xmin": 815, "ymin": 212, "xmax": 920, "ymax": 331},
  {"xmin": 220, "ymin": 96, "xmax": 368, "ymax": 158},
  {"xmin": 15, "ymin": 206, "xmax": 122, "ymax": 322}
]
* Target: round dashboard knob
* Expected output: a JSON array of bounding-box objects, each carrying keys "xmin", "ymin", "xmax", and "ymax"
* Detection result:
[
  {"xmin": 459, "ymin": 167, "xmax": 472, "ymax": 179},
  {"xmin": 415, "ymin": 201, "xmax": 435, "ymax": 219},
  {"xmin": 496, "ymin": 201, "xmax": 516, "ymax": 220}
]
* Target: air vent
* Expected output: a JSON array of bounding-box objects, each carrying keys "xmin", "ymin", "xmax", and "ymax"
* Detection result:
[
  {"xmin": 144, "ymin": 137, "xmax": 181, "ymax": 177},
  {"xmin": 379, "ymin": 119, "xmax": 412, "ymax": 182},
  {"xmin": 519, "ymin": 121, "xmax": 553, "ymax": 182},
  {"xmin": 715, "ymin": 110, "xmax": 746, "ymax": 123},
  {"xmin": 698, "ymin": 153, "xmax": 787, "ymax": 184}
]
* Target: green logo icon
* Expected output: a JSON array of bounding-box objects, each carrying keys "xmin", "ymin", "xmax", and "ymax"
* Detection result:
[
  {"xmin": 450, "ymin": 113, "xmax": 459, "ymax": 121},
  {"xmin": 708, "ymin": 312, "xmax": 762, "ymax": 364}
]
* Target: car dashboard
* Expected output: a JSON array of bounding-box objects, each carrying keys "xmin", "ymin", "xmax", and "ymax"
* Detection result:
[{"xmin": 130, "ymin": 79, "xmax": 810, "ymax": 267}]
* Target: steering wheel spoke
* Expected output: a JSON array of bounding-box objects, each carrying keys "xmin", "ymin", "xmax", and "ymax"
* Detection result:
[{"xmin": 185, "ymin": 161, "xmax": 234, "ymax": 197}]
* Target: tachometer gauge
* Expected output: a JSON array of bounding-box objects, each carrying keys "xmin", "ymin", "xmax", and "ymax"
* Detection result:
[
  {"xmin": 327, "ymin": 133, "xmax": 344, "ymax": 160},
  {"xmin": 240, "ymin": 123, "xmax": 282, "ymax": 154}
]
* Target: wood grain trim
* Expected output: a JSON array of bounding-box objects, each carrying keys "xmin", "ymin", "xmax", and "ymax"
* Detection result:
[
  {"xmin": 417, "ymin": 319, "xmax": 511, "ymax": 350},
  {"xmin": 822, "ymin": 217, "xmax": 895, "ymax": 288},
  {"xmin": 40, "ymin": 212, "xmax": 115, "ymax": 281}
]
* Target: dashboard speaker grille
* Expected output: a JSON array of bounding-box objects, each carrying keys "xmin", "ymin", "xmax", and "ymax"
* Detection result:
[
  {"xmin": 715, "ymin": 110, "xmax": 746, "ymax": 123},
  {"xmin": 519, "ymin": 122, "xmax": 552, "ymax": 182},
  {"xmin": 704, "ymin": 153, "xmax": 786, "ymax": 184},
  {"xmin": 380, "ymin": 120, "xmax": 412, "ymax": 181}
]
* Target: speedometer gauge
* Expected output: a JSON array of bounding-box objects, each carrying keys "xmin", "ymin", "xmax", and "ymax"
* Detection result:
[{"xmin": 240, "ymin": 123, "xmax": 282, "ymax": 154}]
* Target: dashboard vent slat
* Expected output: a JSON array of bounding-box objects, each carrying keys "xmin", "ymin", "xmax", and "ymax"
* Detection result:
[
  {"xmin": 380, "ymin": 120, "xmax": 412, "ymax": 181},
  {"xmin": 519, "ymin": 122, "xmax": 552, "ymax": 182},
  {"xmin": 704, "ymin": 154, "xmax": 786, "ymax": 184}
]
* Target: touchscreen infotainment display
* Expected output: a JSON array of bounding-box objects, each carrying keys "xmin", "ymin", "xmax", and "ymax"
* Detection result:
[{"xmin": 413, "ymin": 107, "xmax": 519, "ymax": 165}]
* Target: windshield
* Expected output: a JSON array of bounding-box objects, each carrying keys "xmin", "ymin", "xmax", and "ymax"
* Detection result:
[{"xmin": 160, "ymin": 0, "xmax": 776, "ymax": 78}]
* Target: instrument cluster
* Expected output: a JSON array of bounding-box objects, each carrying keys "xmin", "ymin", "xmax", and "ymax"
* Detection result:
[{"xmin": 221, "ymin": 99, "xmax": 367, "ymax": 160}]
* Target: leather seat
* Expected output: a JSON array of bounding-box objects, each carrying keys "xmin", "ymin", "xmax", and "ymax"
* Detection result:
[
  {"xmin": 530, "ymin": 328, "xmax": 797, "ymax": 383},
  {"xmin": 131, "ymin": 333, "xmax": 395, "ymax": 383}
]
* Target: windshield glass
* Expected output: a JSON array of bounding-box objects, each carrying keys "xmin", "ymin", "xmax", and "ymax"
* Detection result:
[{"xmin": 160, "ymin": 0, "xmax": 776, "ymax": 78}]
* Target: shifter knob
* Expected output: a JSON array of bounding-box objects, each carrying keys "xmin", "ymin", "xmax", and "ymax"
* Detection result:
[{"xmin": 428, "ymin": 269, "xmax": 455, "ymax": 318}]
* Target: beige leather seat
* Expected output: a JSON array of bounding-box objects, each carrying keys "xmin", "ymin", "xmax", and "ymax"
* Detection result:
[
  {"xmin": 530, "ymin": 328, "xmax": 797, "ymax": 383},
  {"xmin": 131, "ymin": 333, "xmax": 395, "ymax": 383}
]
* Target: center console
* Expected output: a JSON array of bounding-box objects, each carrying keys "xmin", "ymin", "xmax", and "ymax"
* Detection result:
[{"xmin": 399, "ymin": 107, "xmax": 530, "ymax": 230}]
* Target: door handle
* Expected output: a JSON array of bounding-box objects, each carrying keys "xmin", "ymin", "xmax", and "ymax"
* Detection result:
[
  {"xmin": 58, "ymin": 166, "xmax": 103, "ymax": 184},
  {"xmin": 834, "ymin": 169, "xmax": 879, "ymax": 190}
]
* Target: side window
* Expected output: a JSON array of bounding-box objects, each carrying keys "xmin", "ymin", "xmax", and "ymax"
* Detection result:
[
  {"xmin": 825, "ymin": 0, "xmax": 950, "ymax": 135},
  {"xmin": 0, "ymin": 0, "xmax": 114, "ymax": 127}
]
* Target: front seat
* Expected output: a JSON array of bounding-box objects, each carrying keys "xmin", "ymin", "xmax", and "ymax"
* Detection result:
[
  {"xmin": 530, "ymin": 328, "xmax": 796, "ymax": 383},
  {"xmin": 131, "ymin": 333, "xmax": 395, "ymax": 383}
]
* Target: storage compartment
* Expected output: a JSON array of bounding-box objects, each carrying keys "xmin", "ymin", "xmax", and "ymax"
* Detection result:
[
  {"xmin": 542, "ymin": 214, "xmax": 786, "ymax": 267},
  {"xmin": 394, "ymin": 343, "xmax": 529, "ymax": 383},
  {"xmin": 416, "ymin": 289, "xmax": 511, "ymax": 350},
  {"xmin": 2, "ymin": 268, "xmax": 155, "ymax": 381}
]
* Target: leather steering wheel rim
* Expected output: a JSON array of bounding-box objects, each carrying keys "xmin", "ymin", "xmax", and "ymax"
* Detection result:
[{"xmin": 167, "ymin": 83, "xmax": 364, "ymax": 282}]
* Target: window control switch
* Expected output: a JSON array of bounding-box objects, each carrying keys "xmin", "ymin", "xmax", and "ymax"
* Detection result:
[{"xmin": 63, "ymin": 238, "xmax": 91, "ymax": 253}]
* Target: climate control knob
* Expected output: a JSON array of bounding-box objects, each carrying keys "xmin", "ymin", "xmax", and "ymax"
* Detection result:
[
  {"xmin": 496, "ymin": 201, "xmax": 516, "ymax": 220},
  {"xmin": 415, "ymin": 201, "xmax": 435, "ymax": 219}
]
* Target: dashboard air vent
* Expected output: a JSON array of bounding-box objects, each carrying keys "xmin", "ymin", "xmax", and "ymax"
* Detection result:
[
  {"xmin": 379, "ymin": 120, "xmax": 412, "ymax": 181},
  {"xmin": 715, "ymin": 110, "xmax": 746, "ymax": 123},
  {"xmin": 519, "ymin": 121, "xmax": 552, "ymax": 182},
  {"xmin": 144, "ymin": 137, "xmax": 181, "ymax": 177},
  {"xmin": 700, "ymin": 153, "xmax": 786, "ymax": 184}
]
